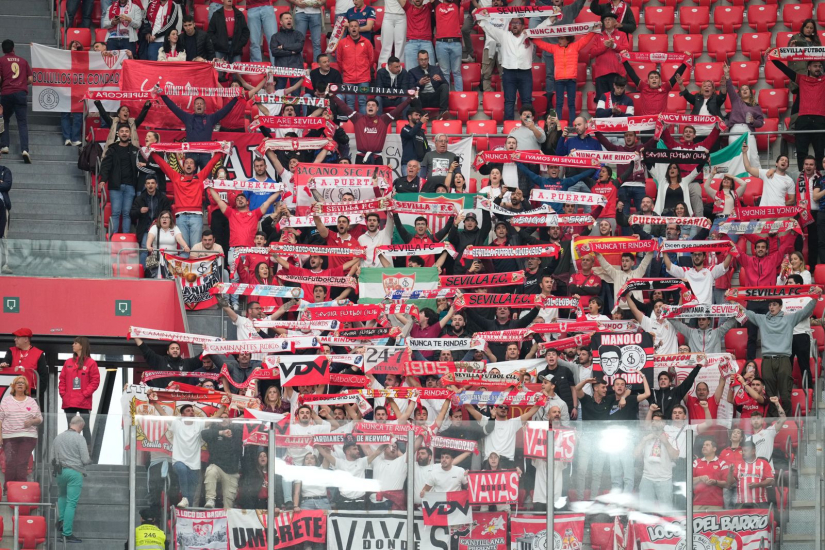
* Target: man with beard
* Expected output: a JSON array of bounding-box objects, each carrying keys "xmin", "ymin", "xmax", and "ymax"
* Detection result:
[
  {"xmin": 358, "ymin": 212, "xmax": 395, "ymax": 268},
  {"xmin": 134, "ymin": 338, "xmax": 203, "ymax": 388},
  {"xmin": 594, "ymin": 250, "xmax": 655, "ymax": 313},
  {"xmin": 98, "ymin": 124, "xmax": 140, "ymax": 236},
  {"xmin": 412, "ymin": 446, "xmax": 435, "ymax": 505},
  {"xmin": 211, "ymin": 351, "xmax": 263, "ymax": 394},
  {"xmin": 536, "ymin": 348, "xmax": 577, "ymax": 416},
  {"xmin": 313, "ymin": 212, "xmax": 367, "ymax": 270},
  {"xmin": 368, "ymin": 442, "xmax": 408, "ymax": 510},
  {"xmin": 389, "ymin": 214, "xmax": 454, "ymax": 268},
  {"xmin": 465, "ymin": 305, "xmax": 541, "ymax": 360},
  {"xmin": 664, "ymin": 250, "xmax": 733, "ymax": 306},
  {"xmin": 464, "ymin": 401, "xmax": 540, "ymax": 468}
]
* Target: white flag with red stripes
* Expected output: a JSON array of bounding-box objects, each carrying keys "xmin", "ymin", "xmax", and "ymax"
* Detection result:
[{"xmin": 31, "ymin": 43, "xmax": 127, "ymax": 113}]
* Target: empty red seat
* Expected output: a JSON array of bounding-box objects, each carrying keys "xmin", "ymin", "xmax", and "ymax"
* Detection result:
[
  {"xmin": 813, "ymin": 324, "xmax": 825, "ymax": 354},
  {"xmin": 13, "ymin": 516, "xmax": 46, "ymax": 549},
  {"xmin": 94, "ymin": 27, "xmax": 109, "ymax": 43},
  {"xmin": 113, "ymin": 264, "xmax": 144, "ymax": 278},
  {"xmin": 740, "ymin": 32, "xmax": 772, "ymax": 61},
  {"xmin": 194, "ymin": 4, "xmax": 208, "ymax": 29},
  {"xmin": 461, "ymin": 63, "xmax": 481, "ymax": 91},
  {"xmin": 637, "ymin": 34, "xmax": 668, "ymax": 53},
  {"xmin": 644, "ymin": 6, "xmax": 675, "ymax": 33},
  {"xmin": 482, "ymin": 92, "xmax": 505, "ymax": 123},
  {"xmin": 679, "ymin": 6, "xmax": 710, "ymax": 33},
  {"xmin": 712, "ymin": 5, "xmax": 743, "ymax": 33},
  {"xmin": 741, "ymin": 177, "xmax": 764, "ymax": 206},
  {"xmin": 662, "ymin": 62, "xmax": 691, "ymax": 86},
  {"xmin": 466, "ymin": 120, "xmax": 496, "ymax": 151},
  {"xmin": 765, "ymin": 61, "xmax": 791, "ymax": 88},
  {"xmin": 694, "ymin": 62, "xmax": 724, "ymax": 86},
  {"xmin": 757, "ymin": 88, "xmax": 789, "ymax": 118},
  {"xmin": 783, "ymin": 3, "xmax": 813, "ymax": 32},
  {"xmin": 729, "ymin": 61, "xmax": 760, "ymax": 87},
  {"xmin": 705, "ymin": 34, "xmax": 736, "ymax": 61},
  {"xmin": 5, "ymin": 483, "xmax": 40, "ymax": 516},
  {"xmin": 672, "ymin": 34, "xmax": 703, "ymax": 59},
  {"xmin": 430, "ymin": 119, "xmax": 463, "ymax": 137},
  {"xmin": 747, "ymin": 4, "xmax": 777, "ymax": 32},
  {"xmin": 531, "ymin": 63, "xmax": 545, "ymax": 90},
  {"xmin": 574, "ymin": 6, "xmax": 600, "ymax": 24},
  {"xmin": 586, "ymin": 90, "xmax": 597, "ymax": 113},
  {"xmin": 64, "ymin": 27, "xmax": 92, "ymax": 48},
  {"xmin": 791, "ymin": 389, "xmax": 813, "ymax": 416},
  {"xmin": 818, "ymin": 2, "xmax": 825, "ymax": 27},
  {"xmin": 665, "ymin": 92, "xmax": 687, "ymax": 113},
  {"xmin": 470, "ymin": 34, "xmax": 485, "ymax": 64},
  {"xmin": 775, "ymin": 32, "xmax": 796, "ymax": 49},
  {"xmin": 725, "ymin": 328, "xmax": 748, "ymax": 359},
  {"xmin": 589, "ymin": 523, "xmax": 615, "ymax": 550},
  {"xmin": 373, "ymin": 6, "xmax": 384, "ymax": 31},
  {"xmin": 448, "ymin": 91, "xmax": 478, "ymax": 122},
  {"xmin": 755, "ymin": 118, "xmax": 779, "ymax": 152}
]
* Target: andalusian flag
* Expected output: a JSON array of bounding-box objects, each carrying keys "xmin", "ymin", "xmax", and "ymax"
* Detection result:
[
  {"xmin": 358, "ymin": 267, "xmax": 439, "ymax": 305},
  {"xmin": 392, "ymin": 193, "xmax": 481, "ymax": 244},
  {"xmin": 709, "ymin": 132, "xmax": 749, "ymax": 179}
]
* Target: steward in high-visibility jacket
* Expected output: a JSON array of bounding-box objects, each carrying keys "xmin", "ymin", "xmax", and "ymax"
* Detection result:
[{"xmin": 126, "ymin": 508, "xmax": 167, "ymax": 550}]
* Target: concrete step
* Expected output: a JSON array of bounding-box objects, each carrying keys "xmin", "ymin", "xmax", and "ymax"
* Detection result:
[
  {"xmin": 8, "ymin": 217, "xmax": 97, "ymax": 235},
  {"xmin": 782, "ymin": 537, "xmax": 825, "ymax": 550},
  {"xmin": 0, "ymin": 15, "xmax": 54, "ymax": 29},
  {"xmin": 67, "ymin": 503, "xmax": 146, "ymax": 538},
  {"xmin": 2, "ymin": 142, "xmax": 82, "ymax": 160},
  {"xmin": 0, "ymin": 161, "xmax": 83, "ymax": 177},
  {"xmin": 12, "ymin": 189, "xmax": 90, "ymax": 205},
  {"xmin": 0, "ymin": 2, "xmax": 52, "ymax": 17},
  {"xmin": 13, "ymin": 202, "xmax": 92, "ymax": 219},
  {"xmin": 2, "ymin": 28, "xmax": 57, "ymax": 44},
  {"xmin": 5, "ymin": 231, "xmax": 99, "ymax": 242},
  {"xmin": 5, "ymin": 130, "xmax": 79, "ymax": 147},
  {"xmin": 12, "ymin": 178, "xmax": 87, "ymax": 191}
]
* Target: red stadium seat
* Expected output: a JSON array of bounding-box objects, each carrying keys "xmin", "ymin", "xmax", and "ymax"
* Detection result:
[
  {"xmin": 395, "ymin": 120, "xmax": 428, "ymax": 133},
  {"xmin": 665, "ymin": 92, "xmax": 687, "ymax": 113},
  {"xmin": 529, "ymin": 93, "xmax": 548, "ymax": 118},
  {"xmin": 679, "ymin": 6, "xmax": 709, "ymax": 33},
  {"xmin": 5, "ymin": 483, "xmax": 40, "ymax": 516},
  {"xmin": 755, "ymin": 118, "xmax": 778, "ymax": 152},
  {"xmin": 764, "ymin": 61, "xmax": 791, "ymax": 88},
  {"xmin": 628, "ymin": 92, "xmax": 643, "ymax": 107},
  {"xmin": 741, "ymin": 177, "xmax": 763, "ymax": 206},
  {"xmin": 113, "ymin": 264, "xmax": 144, "ymax": 278},
  {"xmin": 92, "ymin": 0, "xmax": 101, "ymax": 26},
  {"xmin": 470, "ymin": 34, "xmax": 485, "ymax": 65},
  {"xmin": 637, "ymin": 34, "xmax": 668, "ymax": 54},
  {"xmin": 747, "ymin": 4, "xmax": 777, "ymax": 32},
  {"xmin": 791, "ymin": 389, "xmax": 813, "ymax": 416},
  {"xmin": 725, "ymin": 328, "xmax": 748, "ymax": 359},
  {"xmin": 461, "ymin": 63, "xmax": 481, "ymax": 91},
  {"xmin": 729, "ymin": 61, "xmax": 760, "ymax": 87},
  {"xmin": 467, "ymin": 120, "xmax": 496, "ymax": 151},
  {"xmin": 64, "ymin": 27, "xmax": 92, "ymax": 48},
  {"xmin": 712, "ymin": 5, "xmax": 743, "ymax": 33},
  {"xmin": 740, "ymin": 33, "xmax": 772, "ymax": 61},
  {"xmin": 814, "ymin": 265, "xmax": 825, "ymax": 285},
  {"xmin": 482, "ymin": 92, "xmax": 505, "ymax": 123},
  {"xmin": 812, "ymin": 324, "xmax": 825, "ymax": 354},
  {"xmin": 94, "ymin": 28, "xmax": 109, "ymax": 43},
  {"xmin": 373, "ymin": 6, "xmax": 384, "ymax": 31},
  {"xmin": 574, "ymin": 6, "xmax": 600, "ymax": 24},
  {"xmin": 775, "ymin": 32, "xmax": 796, "ymax": 50},
  {"xmin": 644, "ymin": 6, "xmax": 675, "ymax": 33},
  {"xmin": 672, "ymin": 34, "xmax": 704, "ymax": 60},
  {"xmin": 430, "ymin": 119, "xmax": 463, "ymax": 137},
  {"xmin": 110, "ymin": 233, "xmax": 139, "ymax": 264},
  {"xmin": 783, "ymin": 3, "xmax": 813, "ymax": 32},
  {"xmin": 13, "ymin": 516, "xmax": 46, "ymax": 549},
  {"xmin": 693, "ymin": 62, "xmax": 724, "ymax": 86},
  {"xmin": 589, "ymin": 523, "xmax": 615, "ymax": 550},
  {"xmin": 194, "ymin": 4, "xmax": 209, "ymax": 29},
  {"xmin": 586, "ymin": 91, "xmax": 597, "ymax": 114},
  {"xmin": 448, "ymin": 91, "xmax": 478, "ymax": 122},
  {"xmin": 815, "ymin": 299, "xmax": 825, "ymax": 321},
  {"xmin": 757, "ymin": 88, "xmax": 790, "ymax": 119},
  {"xmin": 662, "ymin": 62, "xmax": 691, "ymax": 86},
  {"xmin": 530, "ymin": 63, "xmax": 546, "ymax": 91},
  {"xmin": 273, "ymin": 5, "xmax": 290, "ymax": 29},
  {"xmin": 705, "ymin": 34, "xmax": 737, "ymax": 62},
  {"xmin": 627, "ymin": 62, "xmax": 656, "ymax": 89},
  {"xmin": 818, "ymin": 2, "xmax": 825, "ymax": 27}
]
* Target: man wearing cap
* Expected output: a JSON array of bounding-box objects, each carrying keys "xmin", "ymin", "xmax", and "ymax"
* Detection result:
[
  {"xmin": 133, "ymin": 337, "xmax": 204, "ymax": 389},
  {"xmin": 1, "ymin": 328, "xmax": 49, "ymax": 398},
  {"xmin": 128, "ymin": 508, "xmax": 166, "ymax": 550},
  {"xmin": 534, "ymin": 374, "xmax": 570, "ymax": 422}
]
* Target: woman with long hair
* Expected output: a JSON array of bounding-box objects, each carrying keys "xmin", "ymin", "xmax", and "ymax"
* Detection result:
[
  {"xmin": 238, "ymin": 261, "xmax": 281, "ymax": 311},
  {"xmin": 727, "ymin": 361, "xmax": 767, "ymax": 420},
  {"xmin": 724, "ymin": 64, "xmax": 764, "ymax": 167},
  {"xmin": 0, "ymin": 376, "xmax": 42, "ymax": 482},
  {"xmin": 58, "ymin": 337, "xmax": 100, "ymax": 448},
  {"xmin": 445, "ymin": 165, "xmax": 468, "ymax": 194},
  {"xmin": 719, "ymin": 427, "xmax": 745, "ymax": 508},
  {"xmin": 705, "ymin": 167, "xmax": 748, "ymax": 219},
  {"xmin": 158, "ymin": 28, "xmax": 186, "ymax": 61},
  {"xmin": 653, "ymin": 162, "xmax": 700, "ymax": 216},
  {"xmin": 259, "ymin": 385, "xmax": 289, "ymax": 414},
  {"xmin": 479, "ymin": 168, "xmax": 505, "ymax": 199},
  {"xmin": 778, "ymin": 251, "xmax": 811, "ymax": 285},
  {"xmin": 145, "ymin": 210, "xmax": 190, "ymax": 275},
  {"xmin": 237, "ymin": 450, "xmax": 269, "ymax": 509}
]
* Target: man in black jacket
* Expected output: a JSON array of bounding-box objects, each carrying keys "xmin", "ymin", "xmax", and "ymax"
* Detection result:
[
  {"xmin": 375, "ymin": 56, "xmax": 410, "ymax": 114},
  {"xmin": 269, "ymin": 12, "xmax": 304, "ymax": 89},
  {"xmin": 134, "ymin": 337, "xmax": 203, "ymax": 388},
  {"xmin": 408, "ymin": 50, "xmax": 449, "ymax": 118},
  {"xmin": 207, "ymin": 0, "xmax": 249, "ymax": 65},
  {"xmin": 400, "ymin": 108, "xmax": 429, "ymax": 175},
  {"xmin": 680, "ymin": 77, "xmax": 727, "ymax": 119},
  {"xmin": 447, "ymin": 211, "xmax": 492, "ymax": 274},
  {"xmin": 98, "ymin": 124, "xmax": 140, "ymax": 236},
  {"xmin": 650, "ymin": 363, "xmax": 703, "ymax": 419},
  {"xmin": 181, "ymin": 15, "xmax": 215, "ymax": 61},
  {"xmin": 0, "ymin": 161, "xmax": 10, "ymax": 274},
  {"xmin": 130, "ymin": 176, "xmax": 172, "ymax": 266},
  {"xmin": 202, "ymin": 413, "xmax": 243, "ymax": 508}
]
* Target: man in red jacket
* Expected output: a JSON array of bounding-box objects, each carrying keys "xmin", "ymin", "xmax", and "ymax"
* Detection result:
[
  {"xmin": 331, "ymin": 91, "xmax": 414, "ymax": 165},
  {"xmin": 336, "ymin": 20, "xmax": 375, "ymax": 114},
  {"xmin": 622, "ymin": 52, "xmax": 688, "ymax": 117},
  {"xmin": 151, "ymin": 151, "xmax": 225, "ymax": 254},
  {"xmin": 588, "ymin": 13, "xmax": 629, "ymax": 99},
  {"xmin": 736, "ymin": 234, "xmax": 797, "ymax": 360}
]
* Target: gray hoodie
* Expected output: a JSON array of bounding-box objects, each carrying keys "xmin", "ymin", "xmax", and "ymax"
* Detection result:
[
  {"xmin": 669, "ymin": 317, "xmax": 737, "ymax": 354},
  {"xmin": 744, "ymin": 300, "xmax": 817, "ymax": 356}
]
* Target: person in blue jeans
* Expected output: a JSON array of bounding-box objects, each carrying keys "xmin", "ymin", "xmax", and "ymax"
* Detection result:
[
  {"xmin": 0, "ymin": 40, "xmax": 32, "ymax": 163},
  {"xmin": 292, "ymin": 3, "xmax": 323, "ymax": 63},
  {"xmin": 97, "ymin": 124, "xmax": 140, "ymax": 235},
  {"xmin": 245, "ymin": 0, "xmax": 276, "ymax": 62},
  {"xmin": 66, "ymin": 0, "xmax": 94, "ymax": 28}
]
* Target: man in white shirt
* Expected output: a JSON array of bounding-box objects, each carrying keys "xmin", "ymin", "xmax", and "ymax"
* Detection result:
[
  {"xmin": 531, "ymin": 405, "xmax": 567, "ymax": 511},
  {"xmin": 627, "ymin": 297, "xmax": 678, "ymax": 354},
  {"xmin": 420, "ymin": 451, "xmax": 467, "ymax": 496},
  {"xmin": 748, "ymin": 401, "xmax": 784, "ymax": 462},
  {"xmin": 663, "ymin": 250, "xmax": 733, "ymax": 306},
  {"xmin": 742, "ymin": 145, "xmax": 795, "ymax": 207},
  {"xmin": 289, "ymin": 405, "xmax": 337, "ymax": 464},
  {"xmin": 465, "ymin": 401, "xmax": 540, "ymax": 466},
  {"xmin": 367, "ymin": 442, "xmax": 408, "ymax": 509},
  {"xmin": 480, "ymin": 0, "xmax": 505, "ymax": 92},
  {"xmin": 413, "ymin": 446, "xmax": 435, "ymax": 505},
  {"xmin": 316, "ymin": 438, "xmax": 374, "ymax": 509},
  {"xmin": 358, "ymin": 212, "xmax": 395, "ymax": 267},
  {"xmin": 594, "ymin": 250, "xmax": 655, "ymax": 310},
  {"xmin": 477, "ymin": 17, "xmax": 534, "ymax": 121}
]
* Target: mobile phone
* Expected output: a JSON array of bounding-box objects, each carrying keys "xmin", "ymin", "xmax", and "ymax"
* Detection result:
[{"xmin": 547, "ymin": 109, "xmax": 557, "ymax": 118}]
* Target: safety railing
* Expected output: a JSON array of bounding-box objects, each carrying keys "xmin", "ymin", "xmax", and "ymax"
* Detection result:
[{"xmin": 0, "ymin": 502, "xmax": 56, "ymax": 550}]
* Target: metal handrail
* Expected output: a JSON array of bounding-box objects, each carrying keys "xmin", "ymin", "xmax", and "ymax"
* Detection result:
[
  {"xmin": 778, "ymin": 468, "xmax": 786, "ymax": 550},
  {"xmin": 0, "ymin": 502, "xmax": 56, "ymax": 550}
]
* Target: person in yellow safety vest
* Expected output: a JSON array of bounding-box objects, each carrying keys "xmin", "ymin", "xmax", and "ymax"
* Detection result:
[{"xmin": 127, "ymin": 508, "xmax": 167, "ymax": 550}]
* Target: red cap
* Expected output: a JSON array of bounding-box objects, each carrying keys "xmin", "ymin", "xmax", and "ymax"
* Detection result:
[{"xmin": 12, "ymin": 328, "xmax": 33, "ymax": 338}]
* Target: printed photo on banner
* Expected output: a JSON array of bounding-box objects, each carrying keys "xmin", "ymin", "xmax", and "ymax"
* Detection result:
[
  {"xmin": 175, "ymin": 509, "xmax": 228, "ymax": 550},
  {"xmin": 591, "ymin": 331, "xmax": 654, "ymax": 389},
  {"xmin": 508, "ymin": 515, "xmax": 585, "ymax": 550},
  {"xmin": 625, "ymin": 509, "xmax": 772, "ymax": 550}
]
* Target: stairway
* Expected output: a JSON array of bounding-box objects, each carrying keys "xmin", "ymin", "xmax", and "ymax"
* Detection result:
[
  {"xmin": 47, "ymin": 464, "xmax": 149, "ymax": 550},
  {"xmin": 0, "ymin": 0, "xmax": 99, "ymax": 246}
]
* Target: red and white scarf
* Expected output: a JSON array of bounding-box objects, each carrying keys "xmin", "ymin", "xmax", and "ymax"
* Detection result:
[
  {"xmin": 454, "ymin": 293, "xmax": 540, "ymax": 310},
  {"xmin": 620, "ymin": 51, "xmax": 693, "ymax": 66},
  {"xmin": 211, "ymin": 60, "xmax": 308, "ymax": 79},
  {"xmin": 796, "ymin": 173, "xmax": 816, "ymax": 227},
  {"xmin": 510, "ymin": 214, "xmax": 596, "ymax": 227},
  {"xmin": 314, "ymin": 198, "xmax": 390, "ymax": 215},
  {"xmin": 374, "ymin": 242, "xmax": 457, "ymax": 262},
  {"xmin": 511, "ymin": 151, "xmax": 599, "ymax": 168},
  {"xmin": 269, "ymin": 242, "xmax": 367, "ymax": 258},
  {"xmin": 209, "ymin": 283, "xmax": 303, "ymax": 299},
  {"xmin": 386, "ymin": 288, "xmax": 459, "ymax": 300},
  {"xmin": 253, "ymin": 319, "xmax": 340, "ymax": 331},
  {"xmin": 127, "ymin": 326, "xmax": 222, "ymax": 345},
  {"xmin": 108, "ymin": 0, "xmax": 134, "ymax": 36},
  {"xmin": 256, "ymin": 138, "xmax": 336, "ymax": 153},
  {"xmin": 718, "ymin": 220, "xmax": 802, "ymax": 235},
  {"xmin": 734, "ymin": 205, "xmax": 803, "ymax": 221},
  {"xmin": 570, "ymin": 150, "xmax": 639, "ymax": 164},
  {"xmin": 430, "ymin": 435, "xmax": 479, "ymax": 455},
  {"xmin": 586, "ymin": 115, "xmax": 659, "ymax": 135},
  {"xmin": 530, "ymin": 188, "xmax": 608, "ymax": 206},
  {"xmin": 440, "ymin": 271, "xmax": 525, "ymax": 288},
  {"xmin": 145, "ymin": 0, "xmax": 176, "ymax": 32},
  {"xmin": 255, "ymin": 93, "xmax": 329, "ymax": 108},
  {"xmin": 276, "ymin": 272, "xmax": 359, "ymax": 289},
  {"xmin": 537, "ymin": 333, "xmax": 592, "ymax": 353},
  {"xmin": 767, "ymin": 47, "xmax": 825, "ymax": 61},
  {"xmin": 660, "ymin": 240, "xmax": 737, "ymax": 255},
  {"xmin": 143, "ymin": 141, "xmax": 231, "ymax": 157},
  {"xmin": 204, "ymin": 179, "xmax": 285, "ymax": 192},
  {"xmin": 441, "ymin": 372, "xmax": 520, "ymax": 389},
  {"xmin": 526, "ymin": 21, "xmax": 600, "ymax": 38},
  {"xmin": 726, "ymin": 285, "xmax": 822, "ymax": 302},
  {"xmin": 336, "ymin": 326, "xmax": 402, "ymax": 340},
  {"xmin": 85, "ymin": 90, "xmax": 153, "ymax": 101},
  {"xmin": 164, "ymin": 84, "xmax": 244, "ymax": 98},
  {"xmin": 655, "ymin": 113, "xmax": 724, "ymax": 137},
  {"xmin": 326, "ymin": 16, "xmax": 347, "ymax": 53},
  {"xmin": 472, "ymin": 328, "xmax": 533, "ymax": 342},
  {"xmin": 576, "ymin": 239, "xmax": 658, "ymax": 255},
  {"xmin": 308, "ymin": 176, "xmax": 388, "ymax": 190},
  {"xmin": 473, "ymin": 5, "xmax": 561, "ymax": 19},
  {"xmin": 462, "ymin": 243, "xmax": 561, "ymax": 261},
  {"xmin": 628, "ymin": 215, "xmax": 711, "ymax": 229},
  {"xmin": 279, "ymin": 214, "xmax": 365, "ymax": 228}
]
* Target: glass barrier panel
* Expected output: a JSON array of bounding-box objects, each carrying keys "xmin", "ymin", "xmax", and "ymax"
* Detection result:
[{"xmin": 2, "ymin": 238, "xmax": 125, "ymax": 279}]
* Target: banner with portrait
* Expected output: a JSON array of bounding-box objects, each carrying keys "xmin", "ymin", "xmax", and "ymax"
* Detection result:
[{"xmin": 591, "ymin": 331, "xmax": 655, "ymax": 389}]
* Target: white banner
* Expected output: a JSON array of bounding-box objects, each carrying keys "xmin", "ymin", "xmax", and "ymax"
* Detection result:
[
  {"xmin": 361, "ymin": 135, "xmax": 474, "ymax": 180},
  {"xmin": 327, "ymin": 512, "xmax": 449, "ymax": 550}
]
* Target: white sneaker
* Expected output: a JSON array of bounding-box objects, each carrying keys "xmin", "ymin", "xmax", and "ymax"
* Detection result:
[
  {"xmin": 65, "ymin": 139, "xmax": 72, "ymax": 146},
  {"xmin": 72, "ymin": 141, "xmax": 82, "ymax": 147},
  {"xmin": 177, "ymin": 497, "xmax": 189, "ymax": 508},
  {"xmin": 0, "ymin": 147, "xmax": 8, "ymax": 154},
  {"xmin": 1, "ymin": 265, "xmax": 12, "ymax": 274},
  {"xmin": 204, "ymin": 499, "xmax": 215, "ymax": 508},
  {"xmin": 22, "ymin": 151, "xmax": 31, "ymax": 164}
]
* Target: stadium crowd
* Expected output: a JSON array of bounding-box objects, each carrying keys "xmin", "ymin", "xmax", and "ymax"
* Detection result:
[{"xmin": 1, "ymin": 0, "xmax": 824, "ymax": 544}]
